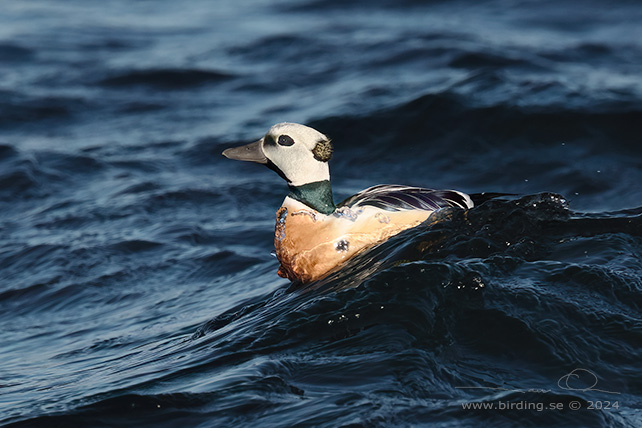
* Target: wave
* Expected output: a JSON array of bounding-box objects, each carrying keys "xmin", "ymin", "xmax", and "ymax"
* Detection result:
[
  {"xmin": 3, "ymin": 0, "xmax": 642, "ymax": 424},
  {"xmin": 0, "ymin": 43, "xmax": 34, "ymax": 62},
  {"xmin": 0, "ymin": 93, "xmax": 83, "ymax": 128},
  {"xmin": 97, "ymin": 68, "xmax": 236, "ymax": 90},
  {"xmin": 311, "ymin": 92, "xmax": 642, "ymax": 151},
  {"xmin": 195, "ymin": 192, "xmax": 642, "ymax": 346},
  {"xmin": 62, "ymin": 194, "xmax": 629, "ymax": 428}
]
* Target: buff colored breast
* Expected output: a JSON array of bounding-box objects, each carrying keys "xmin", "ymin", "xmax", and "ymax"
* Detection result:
[{"xmin": 274, "ymin": 200, "xmax": 433, "ymax": 283}]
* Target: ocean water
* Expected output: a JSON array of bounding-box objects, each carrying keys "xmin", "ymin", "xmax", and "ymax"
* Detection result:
[{"xmin": 1, "ymin": 1, "xmax": 642, "ymax": 427}]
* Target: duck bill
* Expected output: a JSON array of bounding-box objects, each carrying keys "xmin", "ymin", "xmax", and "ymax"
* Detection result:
[{"xmin": 222, "ymin": 140, "xmax": 268, "ymax": 164}]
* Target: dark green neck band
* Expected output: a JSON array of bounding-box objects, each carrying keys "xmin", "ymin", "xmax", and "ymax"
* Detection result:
[{"xmin": 288, "ymin": 180, "xmax": 336, "ymax": 215}]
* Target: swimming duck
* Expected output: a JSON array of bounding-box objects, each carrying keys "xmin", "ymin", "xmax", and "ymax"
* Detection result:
[{"xmin": 223, "ymin": 122, "xmax": 473, "ymax": 283}]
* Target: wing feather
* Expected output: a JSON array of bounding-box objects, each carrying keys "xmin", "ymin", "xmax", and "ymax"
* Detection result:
[{"xmin": 337, "ymin": 185, "xmax": 473, "ymax": 212}]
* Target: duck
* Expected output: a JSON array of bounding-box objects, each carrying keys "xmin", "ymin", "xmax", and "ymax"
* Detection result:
[{"xmin": 222, "ymin": 122, "xmax": 473, "ymax": 283}]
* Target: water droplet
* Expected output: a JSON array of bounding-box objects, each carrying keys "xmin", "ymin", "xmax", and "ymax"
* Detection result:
[
  {"xmin": 333, "ymin": 207, "xmax": 359, "ymax": 221},
  {"xmin": 275, "ymin": 207, "xmax": 288, "ymax": 241},
  {"xmin": 292, "ymin": 210, "xmax": 318, "ymax": 221},
  {"xmin": 375, "ymin": 212, "xmax": 390, "ymax": 224},
  {"xmin": 335, "ymin": 239, "xmax": 349, "ymax": 252}
]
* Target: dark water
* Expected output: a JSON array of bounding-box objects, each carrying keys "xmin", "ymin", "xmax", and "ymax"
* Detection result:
[{"xmin": 2, "ymin": 1, "xmax": 642, "ymax": 427}]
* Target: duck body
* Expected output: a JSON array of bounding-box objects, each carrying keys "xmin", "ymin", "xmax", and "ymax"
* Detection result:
[
  {"xmin": 275, "ymin": 185, "xmax": 472, "ymax": 282},
  {"xmin": 223, "ymin": 123, "xmax": 473, "ymax": 283}
]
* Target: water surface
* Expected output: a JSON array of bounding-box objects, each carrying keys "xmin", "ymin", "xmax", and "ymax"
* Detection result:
[{"xmin": 1, "ymin": 1, "xmax": 642, "ymax": 427}]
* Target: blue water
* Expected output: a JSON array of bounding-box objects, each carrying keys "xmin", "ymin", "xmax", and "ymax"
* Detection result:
[{"xmin": 2, "ymin": 1, "xmax": 642, "ymax": 427}]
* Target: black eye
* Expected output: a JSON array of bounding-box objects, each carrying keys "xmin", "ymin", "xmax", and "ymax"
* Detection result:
[{"xmin": 278, "ymin": 135, "xmax": 295, "ymax": 146}]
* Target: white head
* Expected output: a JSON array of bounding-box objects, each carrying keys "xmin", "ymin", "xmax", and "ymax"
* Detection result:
[{"xmin": 223, "ymin": 122, "xmax": 333, "ymax": 187}]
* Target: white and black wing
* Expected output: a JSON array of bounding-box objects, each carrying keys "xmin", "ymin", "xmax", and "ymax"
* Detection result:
[{"xmin": 337, "ymin": 185, "xmax": 473, "ymax": 212}]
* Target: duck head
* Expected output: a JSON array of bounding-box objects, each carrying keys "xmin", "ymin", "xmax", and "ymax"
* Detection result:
[{"xmin": 223, "ymin": 122, "xmax": 333, "ymax": 187}]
